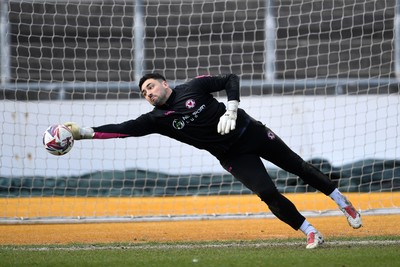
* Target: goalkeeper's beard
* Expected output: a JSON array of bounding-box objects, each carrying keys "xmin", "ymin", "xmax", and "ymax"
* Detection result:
[{"xmin": 151, "ymin": 93, "xmax": 168, "ymax": 106}]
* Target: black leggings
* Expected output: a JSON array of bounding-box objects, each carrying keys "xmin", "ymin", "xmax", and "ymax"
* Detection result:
[{"xmin": 218, "ymin": 120, "xmax": 336, "ymax": 230}]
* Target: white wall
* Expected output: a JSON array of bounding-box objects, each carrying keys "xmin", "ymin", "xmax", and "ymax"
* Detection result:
[{"xmin": 1, "ymin": 95, "xmax": 399, "ymax": 177}]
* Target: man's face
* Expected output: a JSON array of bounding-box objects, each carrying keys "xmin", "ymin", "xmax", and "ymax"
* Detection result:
[{"xmin": 140, "ymin": 78, "xmax": 169, "ymax": 106}]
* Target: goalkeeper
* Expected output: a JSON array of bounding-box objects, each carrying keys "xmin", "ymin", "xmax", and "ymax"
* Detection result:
[{"xmin": 65, "ymin": 73, "xmax": 362, "ymax": 249}]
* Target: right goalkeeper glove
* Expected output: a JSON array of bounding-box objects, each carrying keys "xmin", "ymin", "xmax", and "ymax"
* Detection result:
[
  {"xmin": 63, "ymin": 122, "xmax": 94, "ymax": 140},
  {"xmin": 217, "ymin": 100, "xmax": 239, "ymax": 135}
]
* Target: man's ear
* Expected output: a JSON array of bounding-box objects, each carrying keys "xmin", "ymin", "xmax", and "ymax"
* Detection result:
[{"xmin": 162, "ymin": 80, "xmax": 169, "ymax": 88}]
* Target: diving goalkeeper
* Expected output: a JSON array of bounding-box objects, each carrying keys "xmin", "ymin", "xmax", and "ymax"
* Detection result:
[{"xmin": 65, "ymin": 73, "xmax": 362, "ymax": 249}]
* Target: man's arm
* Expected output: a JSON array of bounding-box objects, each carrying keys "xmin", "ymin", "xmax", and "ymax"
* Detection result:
[
  {"xmin": 193, "ymin": 74, "xmax": 240, "ymax": 135},
  {"xmin": 197, "ymin": 74, "xmax": 240, "ymax": 135},
  {"xmin": 64, "ymin": 115, "xmax": 153, "ymax": 140},
  {"xmin": 222, "ymin": 73, "xmax": 240, "ymax": 102},
  {"xmin": 64, "ymin": 122, "xmax": 131, "ymax": 140},
  {"xmin": 195, "ymin": 73, "xmax": 240, "ymax": 101}
]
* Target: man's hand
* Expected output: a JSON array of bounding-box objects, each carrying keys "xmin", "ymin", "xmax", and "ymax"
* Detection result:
[
  {"xmin": 217, "ymin": 100, "xmax": 239, "ymax": 135},
  {"xmin": 63, "ymin": 122, "xmax": 94, "ymax": 140}
]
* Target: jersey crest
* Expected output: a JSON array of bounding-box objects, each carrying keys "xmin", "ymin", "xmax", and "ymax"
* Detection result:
[{"xmin": 185, "ymin": 99, "xmax": 196, "ymax": 109}]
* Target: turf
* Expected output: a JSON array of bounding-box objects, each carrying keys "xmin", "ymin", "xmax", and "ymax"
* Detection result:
[{"xmin": 1, "ymin": 237, "xmax": 399, "ymax": 267}]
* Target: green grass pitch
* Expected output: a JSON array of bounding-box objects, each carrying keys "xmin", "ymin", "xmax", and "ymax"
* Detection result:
[{"xmin": 1, "ymin": 236, "xmax": 399, "ymax": 267}]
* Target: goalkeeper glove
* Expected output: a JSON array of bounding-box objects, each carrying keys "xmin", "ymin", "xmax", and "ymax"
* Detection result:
[
  {"xmin": 217, "ymin": 100, "xmax": 239, "ymax": 135},
  {"xmin": 63, "ymin": 122, "xmax": 94, "ymax": 140}
]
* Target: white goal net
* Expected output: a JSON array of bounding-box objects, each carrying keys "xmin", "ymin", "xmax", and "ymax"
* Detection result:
[{"xmin": 0, "ymin": 0, "xmax": 399, "ymax": 223}]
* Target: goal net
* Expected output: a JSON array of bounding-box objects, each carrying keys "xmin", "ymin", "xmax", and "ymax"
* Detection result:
[{"xmin": 1, "ymin": 0, "xmax": 399, "ymax": 223}]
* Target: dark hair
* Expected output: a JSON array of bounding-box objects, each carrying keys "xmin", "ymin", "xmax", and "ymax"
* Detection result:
[{"xmin": 138, "ymin": 73, "xmax": 166, "ymax": 89}]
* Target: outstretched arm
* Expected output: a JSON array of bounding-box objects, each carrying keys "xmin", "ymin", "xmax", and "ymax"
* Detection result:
[
  {"xmin": 64, "ymin": 113, "xmax": 154, "ymax": 140},
  {"xmin": 64, "ymin": 122, "xmax": 129, "ymax": 140}
]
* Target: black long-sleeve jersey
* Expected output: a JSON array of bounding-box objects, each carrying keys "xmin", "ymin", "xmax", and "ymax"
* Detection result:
[{"xmin": 92, "ymin": 74, "xmax": 252, "ymax": 158}]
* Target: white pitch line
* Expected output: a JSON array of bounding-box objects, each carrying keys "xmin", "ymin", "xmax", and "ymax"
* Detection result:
[{"xmin": 4, "ymin": 240, "xmax": 400, "ymax": 251}]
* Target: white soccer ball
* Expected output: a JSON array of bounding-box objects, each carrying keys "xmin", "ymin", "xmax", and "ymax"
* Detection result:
[{"xmin": 43, "ymin": 124, "xmax": 74, "ymax": 156}]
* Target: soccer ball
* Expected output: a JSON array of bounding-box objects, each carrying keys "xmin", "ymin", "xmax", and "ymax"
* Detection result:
[{"xmin": 43, "ymin": 124, "xmax": 74, "ymax": 156}]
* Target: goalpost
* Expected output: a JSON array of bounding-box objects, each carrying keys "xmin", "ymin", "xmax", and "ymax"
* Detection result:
[{"xmin": 0, "ymin": 0, "xmax": 399, "ymax": 223}]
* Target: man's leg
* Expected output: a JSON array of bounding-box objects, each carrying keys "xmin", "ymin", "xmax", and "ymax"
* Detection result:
[
  {"xmin": 220, "ymin": 153, "xmax": 324, "ymax": 248},
  {"xmin": 257, "ymin": 126, "xmax": 362, "ymax": 229},
  {"xmin": 220, "ymin": 154, "xmax": 305, "ymax": 230}
]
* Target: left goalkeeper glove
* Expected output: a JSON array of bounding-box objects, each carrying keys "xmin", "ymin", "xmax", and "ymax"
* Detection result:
[
  {"xmin": 63, "ymin": 122, "xmax": 94, "ymax": 140},
  {"xmin": 217, "ymin": 100, "xmax": 239, "ymax": 135}
]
